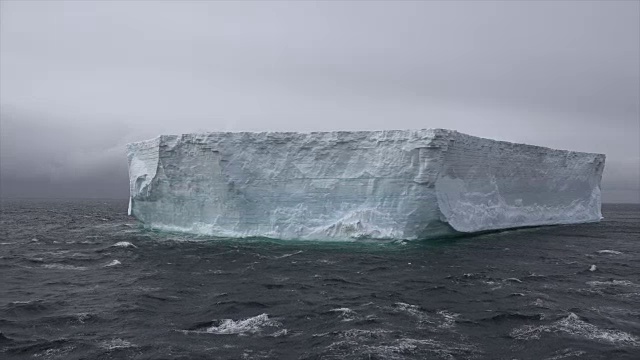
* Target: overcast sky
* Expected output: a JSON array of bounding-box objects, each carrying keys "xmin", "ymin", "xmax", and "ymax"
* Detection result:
[{"xmin": 1, "ymin": 0, "xmax": 638, "ymax": 202}]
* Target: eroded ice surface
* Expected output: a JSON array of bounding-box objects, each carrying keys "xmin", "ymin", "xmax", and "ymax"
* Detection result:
[{"xmin": 127, "ymin": 129, "xmax": 604, "ymax": 240}]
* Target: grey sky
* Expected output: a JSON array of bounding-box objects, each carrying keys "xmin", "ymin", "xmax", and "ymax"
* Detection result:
[{"xmin": 1, "ymin": 1, "xmax": 638, "ymax": 202}]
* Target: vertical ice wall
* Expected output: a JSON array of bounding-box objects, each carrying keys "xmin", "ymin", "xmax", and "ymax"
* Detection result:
[{"xmin": 435, "ymin": 132, "xmax": 605, "ymax": 232}]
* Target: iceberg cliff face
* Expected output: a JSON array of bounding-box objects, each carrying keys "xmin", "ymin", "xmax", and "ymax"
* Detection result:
[{"xmin": 127, "ymin": 129, "xmax": 605, "ymax": 240}]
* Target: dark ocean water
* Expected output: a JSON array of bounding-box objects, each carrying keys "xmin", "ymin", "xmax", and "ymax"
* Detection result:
[{"xmin": 0, "ymin": 200, "xmax": 639, "ymax": 360}]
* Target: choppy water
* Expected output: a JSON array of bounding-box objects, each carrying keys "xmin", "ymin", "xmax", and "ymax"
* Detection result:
[{"xmin": 0, "ymin": 200, "xmax": 639, "ymax": 359}]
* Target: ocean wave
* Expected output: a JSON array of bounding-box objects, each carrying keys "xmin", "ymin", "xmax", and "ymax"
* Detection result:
[
  {"xmin": 511, "ymin": 313, "xmax": 639, "ymax": 346},
  {"xmin": 329, "ymin": 308, "xmax": 357, "ymax": 322},
  {"xmin": 206, "ymin": 314, "xmax": 282, "ymax": 335},
  {"xmin": 392, "ymin": 302, "xmax": 432, "ymax": 324}
]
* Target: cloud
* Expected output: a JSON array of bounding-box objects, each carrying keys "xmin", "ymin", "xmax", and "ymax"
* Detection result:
[{"xmin": 0, "ymin": 1, "xmax": 638, "ymax": 202}]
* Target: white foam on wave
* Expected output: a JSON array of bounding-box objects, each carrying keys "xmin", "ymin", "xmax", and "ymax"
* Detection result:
[
  {"xmin": 112, "ymin": 241, "xmax": 137, "ymax": 248},
  {"xmin": 43, "ymin": 264, "xmax": 87, "ymax": 271},
  {"xmin": 206, "ymin": 313, "xmax": 281, "ymax": 335},
  {"xmin": 104, "ymin": 260, "xmax": 121, "ymax": 267},
  {"xmin": 437, "ymin": 310, "xmax": 460, "ymax": 329},
  {"xmin": 511, "ymin": 313, "xmax": 639, "ymax": 346},
  {"xmin": 33, "ymin": 345, "xmax": 76, "ymax": 358},
  {"xmin": 392, "ymin": 302, "xmax": 432, "ymax": 324},
  {"xmin": 393, "ymin": 304, "xmax": 460, "ymax": 330},
  {"xmin": 555, "ymin": 313, "xmax": 638, "ymax": 345},
  {"xmin": 330, "ymin": 308, "xmax": 357, "ymax": 322},
  {"xmin": 596, "ymin": 250, "xmax": 623, "ymax": 255},
  {"xmin": 586, "ymin": 280, "xmax": 637, "ymax": 287},
  {"xmin": 100, "ymin": 338, "xmax": 135, "ymax": 350},
  {"xmin": 9, "ymin": 299, "xmax": 40, "ymax": 305}
]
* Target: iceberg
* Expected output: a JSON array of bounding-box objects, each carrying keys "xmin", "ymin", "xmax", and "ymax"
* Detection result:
[{"xmin": 126, "ymin": 129, "xmax": 605, "ymax": 240}]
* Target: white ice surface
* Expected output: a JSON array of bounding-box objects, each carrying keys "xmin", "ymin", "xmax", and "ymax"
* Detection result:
[{"xmin": 127, "ymin": 129, "xmax": 604, "ymax": 240}]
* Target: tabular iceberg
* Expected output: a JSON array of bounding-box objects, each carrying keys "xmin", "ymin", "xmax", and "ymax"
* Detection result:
[{"xmin": 127, "ymin": 129, "xmax": 605, "ymax": 241}]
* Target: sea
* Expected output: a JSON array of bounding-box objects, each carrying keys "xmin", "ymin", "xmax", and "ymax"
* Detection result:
[{"xmin": 0, "ymin": 200, "xmax": 638, "ymax": 360}]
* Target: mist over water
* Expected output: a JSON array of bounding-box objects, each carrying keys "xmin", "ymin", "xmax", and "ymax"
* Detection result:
[{"xmin": 0, "ymin": 200, "xmax": 638, "ymax": 359}]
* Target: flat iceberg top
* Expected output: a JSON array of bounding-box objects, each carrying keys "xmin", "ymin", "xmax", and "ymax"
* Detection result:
[
  {"xmin": 128, "ymin": 128, "xmax": 602, "ymax": 157},
  {"xmin": 127, "ymin": 128, "xmax": 605, "ymax": 241}
]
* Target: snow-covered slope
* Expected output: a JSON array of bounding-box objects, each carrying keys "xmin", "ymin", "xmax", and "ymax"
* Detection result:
[{"xmin": 126, "ymin": 129, "xmax": 605, "ymax": 240}]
